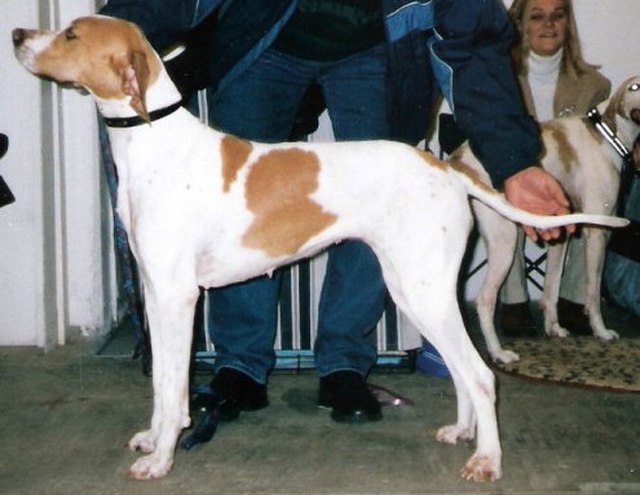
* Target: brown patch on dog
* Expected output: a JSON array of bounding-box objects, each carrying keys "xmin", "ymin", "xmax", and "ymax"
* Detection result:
[
  {"xmin": 416, "ymin": 147, "xmax": 494, "ymax": 192},
  {"xmin": 242, "ymin": 148, "xmax": 337, "ymax": 257},
  {"xmin": 221, "ymin": 136, "xmax": 252, "ymax": 192},
  {"xmin": 414, "ymin": 148, "xmax": 447, "ymax": 170},
  {"xmin": 542, "ymin": 121, "xmax": 578, "ymax": 172},
  {"xmin": 581, "ymin": 116, "xmax": 605, "ymax": 144},
  {"xmin": 450, "ymin": 159, "xmax": 494, "ymax": 193}
]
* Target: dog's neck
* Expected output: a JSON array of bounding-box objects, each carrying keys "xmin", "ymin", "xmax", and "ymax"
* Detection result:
[
  {"xmin": 614, "ymin": 114, "xmax": 639, "ymax": 153},
  {"xmin": 96, "ymin": 61, "xmax": 182, "ymax": 124},
  {"xmin": 593, "ymin": 100, "xmax": 639, "ymax": 168}
]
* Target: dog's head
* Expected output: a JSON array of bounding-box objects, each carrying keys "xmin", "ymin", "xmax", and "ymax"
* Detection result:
[
  {"xmin": 602, "ymin": 76, "xmax": 640, "ymax": 136},
  {"xmin": 12, "ymin": 16, "xmax": 160, "ymax": 122}
]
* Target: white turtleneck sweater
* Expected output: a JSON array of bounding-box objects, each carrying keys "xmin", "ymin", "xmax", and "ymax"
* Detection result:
[{"xmin": 527, "ymin": 48, "xmax": 563, "ymax": 121}]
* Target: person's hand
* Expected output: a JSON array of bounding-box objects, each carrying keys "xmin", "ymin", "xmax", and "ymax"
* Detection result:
[{"xmin": 503, "ymin": 166, "xmax": 575, "ymax": 242}]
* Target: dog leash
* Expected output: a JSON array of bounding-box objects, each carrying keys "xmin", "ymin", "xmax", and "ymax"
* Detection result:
[
  {"xmin": 179, "ymin": 385, "xmax": 223, "ymax": 451},
  {"xmin": 586, "ymin": 107, "xmax": 637, "ymax": 215}
]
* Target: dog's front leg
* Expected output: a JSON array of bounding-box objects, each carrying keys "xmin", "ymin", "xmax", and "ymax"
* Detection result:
[{"xmin": 128, "ymin": 284, "xmax": 198, "ymax": 480}]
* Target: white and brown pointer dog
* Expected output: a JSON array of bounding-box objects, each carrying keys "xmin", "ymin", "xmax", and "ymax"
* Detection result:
[{"xmin": 12, "ymin": 16, "xmax": 627, "ymax": 482}]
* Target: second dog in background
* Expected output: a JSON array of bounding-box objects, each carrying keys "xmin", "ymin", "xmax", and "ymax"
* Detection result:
[{"xmin": 455, "ymin": 76, "xmax": 640, "ymax": 364}]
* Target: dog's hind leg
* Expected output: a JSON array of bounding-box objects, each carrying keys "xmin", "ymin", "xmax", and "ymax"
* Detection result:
[
  {"xmin": 541, "ymin": 242, "xmax": 570, "ymax": 337},
  {"xmin": 404, "ymin": 288, "xmax": 500, "ymax": 481},
  {"xmin": 428, "ymin": 304, "xmax": 501, "ymax": 482},
  {"xmin": 375, "ymin": 247, "xmax": 501, "ymax": 482},
  {"xmin": 127, "ymin": 275, "xmax": 199, "ymax": 480},
  {"xmin": 584, "ymin": 227, "xmax": 618, "ymax": 340},
  {"xmin": 473, "ymin": 200, "xmax": 520, "ymax": 363},
  {"xmin": 435, "ymin": 363, "xmax": 476, "ymax": 444}
]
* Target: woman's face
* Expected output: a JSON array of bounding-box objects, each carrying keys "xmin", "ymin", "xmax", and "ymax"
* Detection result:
[{"xmin": 525, "ymin": 0, "xmax": 569, "ymax": 56}]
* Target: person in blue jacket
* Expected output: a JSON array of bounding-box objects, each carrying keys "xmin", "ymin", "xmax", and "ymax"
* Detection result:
[{"xmin": 100, "ymin": 0, "xmax": 572, "ymax": 427}]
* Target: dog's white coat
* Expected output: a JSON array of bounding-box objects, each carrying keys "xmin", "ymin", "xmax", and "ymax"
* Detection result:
[{"xmin": 13, "ymin": 16, "xmax": 628, "ymax": 482}]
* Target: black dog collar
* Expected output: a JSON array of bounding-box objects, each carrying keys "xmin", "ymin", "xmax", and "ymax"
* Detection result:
[
  {"xmin": 586, "ymin": 107, "xmax": 637, "ymax": 214},
  {"xmin": 104, "ymin": 100, "xmax": 183, "ymax": 128},
  {"xmin": 586, "ymin": 107, "xmax": 632, "ymax": 161}
]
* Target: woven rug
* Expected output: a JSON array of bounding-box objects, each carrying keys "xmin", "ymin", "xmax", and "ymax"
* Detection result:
[{"xmin": 493, "ymin": 338, "xmax": 640, "ymax": 393}]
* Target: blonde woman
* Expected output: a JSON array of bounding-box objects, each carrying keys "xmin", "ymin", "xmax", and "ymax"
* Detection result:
[{"xmin": 500, "ymin": 0, "xmax": 611, "ymax": 336}]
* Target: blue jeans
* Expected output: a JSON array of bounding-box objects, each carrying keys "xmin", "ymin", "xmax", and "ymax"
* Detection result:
[{"xmin": 208, "ymin": 45, "xmax": 389, "ymax": 383}]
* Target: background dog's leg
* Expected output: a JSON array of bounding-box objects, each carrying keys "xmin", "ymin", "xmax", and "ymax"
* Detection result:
[
  {"xmin": 128, "ymin": 282, "xmax": 199, "ymax": 480},
  {"xmin": 584, "ymin": 227, "xmax": 619, "ymax": 340},
  {"xmin": 473, "ymin": 201, "xmax": 520, "ymax": 363},
  {"xmin": 541, "ymin": 243, "xmax": 569, "ymax": 337}
]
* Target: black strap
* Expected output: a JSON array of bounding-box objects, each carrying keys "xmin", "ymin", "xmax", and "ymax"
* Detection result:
[
  {"xmin": 585, "ymin": 107, "xmax": 637, "ymax": 215},
  {"xmin": 104, "ymin": 100, "xmax": 183, "ymax": 128},
  {"xmin": 0, "ymin": 175, "xmax": 15, "ymax": 208}
]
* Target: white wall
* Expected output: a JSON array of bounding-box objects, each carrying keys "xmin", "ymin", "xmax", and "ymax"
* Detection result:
[
  {"xmin": 0, "ymin": 1, "xmax": 638, "ymax": 347},
  {"xmin": 0, "ymin": 2, "xmax": 47, "ymax": 346},
  {"xmin": 0, "ymin": 0, "xmax": 113, "ymax": 347},
  {"xmin": 564, "ymin": 0, "xmax": 638, "ymax": 89}
]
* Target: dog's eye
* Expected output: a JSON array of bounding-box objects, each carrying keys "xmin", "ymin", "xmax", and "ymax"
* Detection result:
[
  {"xmin": 629, "ymin": 83, "xmax": 640, "ymax": 92},
  {"xmin": 65, "ymin": 27, "xmax": 77, "ymax": 41}
]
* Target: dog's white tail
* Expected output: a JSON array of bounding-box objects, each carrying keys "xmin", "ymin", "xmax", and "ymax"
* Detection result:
[{"xmin": 455, "ymin": 168, "xmax": 629, "ymax": 229}]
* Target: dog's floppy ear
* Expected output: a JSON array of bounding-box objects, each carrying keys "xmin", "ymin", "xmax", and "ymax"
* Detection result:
[
  {"xmin": 115, "ymin": 51, "xmax": 151, "ymax": 123},
  {"xmin": 601, "ymin": 80, "xmax": 628, "ymax": 133}
]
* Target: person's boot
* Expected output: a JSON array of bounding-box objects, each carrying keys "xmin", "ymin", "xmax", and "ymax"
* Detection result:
[
  {"xmin": 180, "ymin": 368, "xmax": 269, "ymax": 450},
  {"xmin": 211, "ymin": 367, "xmax": 269, "ymax": 421},
  {"xmin": 500, "ymin": 302, "xmax": 538, "ymax": 337},
  {"xmin": 557, "ymin": 298, "xmax": 592, "ymax": 336},
  {"xmin": 318, "ymin": 370, "xmax": 382, "ymax": 423}
]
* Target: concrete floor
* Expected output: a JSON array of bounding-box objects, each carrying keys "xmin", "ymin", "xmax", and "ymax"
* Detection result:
[{"xmin": 1, "ymin": 307, "xmax": 640, "ymax": 495}]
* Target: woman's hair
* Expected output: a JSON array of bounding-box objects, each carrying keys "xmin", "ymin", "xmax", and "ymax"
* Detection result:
[{"xmin": 508, "ymin": 0, "xmax": 597, "ymax": 79}]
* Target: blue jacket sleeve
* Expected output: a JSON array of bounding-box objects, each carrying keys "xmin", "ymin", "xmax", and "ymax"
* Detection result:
[
  {"xmin": 99, "ymin": 0, "xmax": 224, "ymax": 50},
  {"xmin": 430, "ymin": 0, "xmax": 541, "ymax": 188}
]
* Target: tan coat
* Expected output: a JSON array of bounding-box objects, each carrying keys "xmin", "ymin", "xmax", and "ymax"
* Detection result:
[{"xmin": 518, "ymin": 66, "xmax": 611, "ymax": 119}]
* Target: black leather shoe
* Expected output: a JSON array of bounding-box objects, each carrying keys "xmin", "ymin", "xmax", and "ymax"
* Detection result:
[
  {"xmin": 500, "ymin": 302, "xmax": 538, "ymax": 337},
  {"xmin": 318, "ymin": 370, "xmax": 382, "ymax": 423},
  {"xmin": 211, "ymin": 368, "xmax": 269, "ymax": 422},
  {"xmin": 179, "ymin": 369, "xmax": 268, "ymax": 451},
  {"xmin": 557, "ymin": 298, "xmax": 592, "ymax": 336}
]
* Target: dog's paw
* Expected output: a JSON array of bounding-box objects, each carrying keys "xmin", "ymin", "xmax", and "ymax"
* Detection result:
[
  {"xmin": 460, "ymin": 453, "xmax": 502, "ymax": 482},
  {"xmin": 545, "ymin": 323, "xmax": 569, "ymax": 338},
  {"xmin": 436, "ymin": 424, "xmax": 475, "ymax": 444},
  {"xmin": 492, "ymin": 349, "xmax": 519, "ymax": 364},
  {"xmin": 595, "ymin": 328, "xmax": 619, "ymax": 341},
  {"xmin": 128, "ymin": 429, "xmax": 157, "ymax": 454},
  {"xmin": 128, "ymin": 453, "xmax": 173, "ymax": 480}
]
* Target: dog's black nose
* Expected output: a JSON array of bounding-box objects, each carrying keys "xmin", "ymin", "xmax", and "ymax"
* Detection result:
[{"xmin": 12, "ymin": 28, "xmax": 27, "ymax": 47}]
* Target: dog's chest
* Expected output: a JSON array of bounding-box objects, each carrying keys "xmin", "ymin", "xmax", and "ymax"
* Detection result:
[{"xmin": 109, "ymin": 125, "xmax": 235, "ymax": 239}]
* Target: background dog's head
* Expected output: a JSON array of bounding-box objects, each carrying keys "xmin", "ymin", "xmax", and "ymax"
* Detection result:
[{"xmin": 602, "ymin": 76, "xmax": 640, "ymax": 135}]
